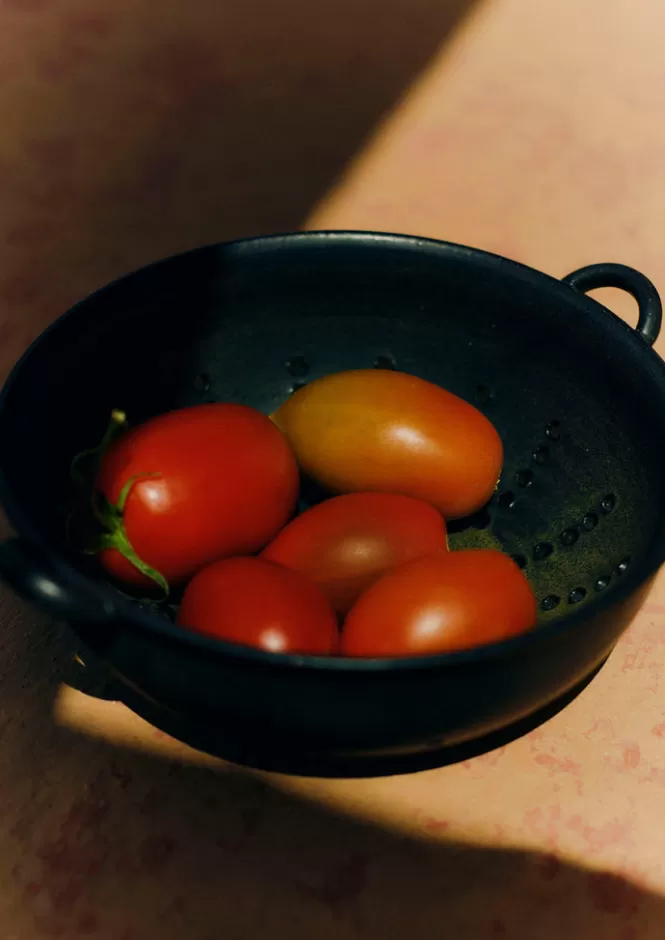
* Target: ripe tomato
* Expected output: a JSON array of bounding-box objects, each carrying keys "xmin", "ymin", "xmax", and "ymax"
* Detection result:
[
  {"xmin": 177, "ymin": 557, "xmax": 339, "ymax": 654},
  {"xmin": 262, "ymin": 492, "xmax": 448, "ymax": 616},
  {"xmin": 95, "ymin": 404, "xmax": 299, "ymax": 590},
  {"xmin": 272, "ymin": 369, "xmax": 503, "ymax": 519},
  {"xmin": 342, "ymin": 550, "xmax": 537, "ymax": 657}
]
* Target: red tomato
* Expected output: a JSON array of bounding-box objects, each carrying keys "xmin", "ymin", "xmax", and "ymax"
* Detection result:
[
  {"xmin": 342, "ymin": 550, "xmax": 537, "ymax": 657},
  {"xmin": 95, "ymin": 404, "xmax": 298, "ymax": 590},
  {"xmin": 272, "ymin": 369, "xmax": 503, "ymax": 519},
  {"xmin": 262, "ymin": 492, "xmax": 448, "ymax": 616},
  {"xmin": 177, "ymin": 557, "xmax": 339, "ymax": 654}
]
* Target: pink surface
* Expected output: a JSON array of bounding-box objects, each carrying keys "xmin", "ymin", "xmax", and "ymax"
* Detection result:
[{"xmin": 1, "ymin": 0, "xmax": 665, "ymax": 937}]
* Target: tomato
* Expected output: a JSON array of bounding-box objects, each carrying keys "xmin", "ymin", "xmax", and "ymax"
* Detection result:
[
  {"xmin": 262, "ymin": 492, "xmax": 448, "ymax": 616},
  {"xmin": 341, "ymin": 550, "xmax": 537, "ymax": 657},
  {"xmin": 177, "ymin": 557, "xmax": 339, "ymax": 654},
  {"xmin": 95, "ymin": 404, "xmax": 299, "ymax": 590},
  {"xmin": 271, "ymin": 369, "xmax": 503, "ymax": 519}
]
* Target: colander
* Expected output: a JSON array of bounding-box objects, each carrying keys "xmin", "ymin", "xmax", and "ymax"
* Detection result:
[{"xmin": 0, "ymin": 231, "xmax": 663, "ymax": 777}]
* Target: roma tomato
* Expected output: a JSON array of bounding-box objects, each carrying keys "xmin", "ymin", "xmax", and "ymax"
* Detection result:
[
  {"xmin": 342, "ymin": 550, "xmax": 537, "ymax": 657},
  {"xmin": 177, "ymin": 557, "xmax": 339, "ymax": 654},
  {"xmin": 262, "ymin": 492, "xmax": 448, "ymax": 616},
  {"xmin": 95, "ymin": 404, "xmax": 299, "ymax": 590},
  {"xmin": 272, "ymin": 370, "xmax": 503, "ymax": 519}
]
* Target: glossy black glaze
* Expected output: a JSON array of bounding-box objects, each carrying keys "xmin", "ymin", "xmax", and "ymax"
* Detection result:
[
  {"xmin": 563, "ymin": 263, "xmax": 662, "ymax": 345},
  {"xmin": 0, "ymin": 232, "xmax": 664, "ymax": 777},
  {"xmin": 67, "ymin": 644, "xmax": 609, "ymax": 777}
]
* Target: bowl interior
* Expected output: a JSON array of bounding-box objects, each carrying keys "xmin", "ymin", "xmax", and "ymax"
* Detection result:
[{"xmin": 3, "ymin": 234, "xmax": 665, "ymax": 627}]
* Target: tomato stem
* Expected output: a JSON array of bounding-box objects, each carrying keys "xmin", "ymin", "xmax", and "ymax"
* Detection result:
[
  {"xmin": 95, "ymin": 475, "xmax": 170, "ymax": 597},
  {"xmin": 67, "ymin": 410, "xmax": 130, "ymax": 549},
  {"xmin": 98, "ymin": 528, "xmax": 169, "ymax": 597},
  {"xmin": 69, "ymin": 411, "xmax": 170, "ymax": 598}
]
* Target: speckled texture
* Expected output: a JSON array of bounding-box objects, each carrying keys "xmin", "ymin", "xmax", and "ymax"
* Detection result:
[{"xmin": 2, "ymin": 0, "xmax": 665, "ymax": 936}]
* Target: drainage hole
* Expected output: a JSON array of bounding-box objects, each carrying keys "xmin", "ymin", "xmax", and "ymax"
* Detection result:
[
  {"xmin": 545, "ymin": 420, "xmax": 561, "ymax": 441},
  {"xmin": 533, "ymin": 541, "xmax": 554, "ymax": 562},
  {"xmin": 516, "ymin": 468, "xmax": 534, "ymax": 488},
  {"xmin": 600, "ymin": 494, "xmax": 616, "ymax": 514},
  {"xmin": 560, "ymin": 528, "xmax": 579, "ymax": 547},
  {"xmin": 541, "ymin": 594, "xmax": 561, "ymax": 611},
  {"xmin": 374, "ymin": 355, "xmax": 396, "ymax": 370},
  {"xmin": 286, "ymin": 356, "xmax": 309, "ymax": 377},
  {"xmin": 616, "ymin": 557, "xmax": 631, "ymax": 576},
  {"xmin": 498, "ymin": 491, "xmax": 516, "ymax": 510},
  {"xmin": 568, "ymin": 586, "xmax": 587, "ymax": 604},
  {"xmin": 581, "ymin": 512, "xmax": 598, "ymax": 531}
]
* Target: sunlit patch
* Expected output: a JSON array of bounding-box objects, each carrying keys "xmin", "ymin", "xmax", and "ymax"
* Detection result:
[
  {"xmin": 413, "ymin": 609, "xmax": 447, "ymax": 641},
  {"xmin": 339, "ymin": 537, "xmax": 378, "ymax": 564},
  {"xmin": 259, "ymin": 628, "xmax": 288, "ymax": 653},
  {"xmin": 388, "ymin": 425, "xmax": 428, "ymax": 450},
  {"xmin": 53, "ymin": 685, "xmax": 229, "ymax": 771},
  {"xmin": 140, "ymin": 479, "xmax": 171, "ymax": 511}
]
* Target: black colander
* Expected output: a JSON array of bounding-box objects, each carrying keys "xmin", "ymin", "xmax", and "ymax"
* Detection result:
[{"xmin": 0, "ymin": 231, "xmax": 663, "ymax": 777}]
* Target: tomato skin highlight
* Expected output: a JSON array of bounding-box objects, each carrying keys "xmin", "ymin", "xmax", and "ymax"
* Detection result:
[
  {"xmin": 262, "ymin": 492, "xmax": 448, "ymax": 616},
  {"xmin": 177, "ymin": 557, "xmax": 339, "ymax": 654},
  {"xmin": 96, "ymin": 404, "xmax": 299, "ymax": 587},
  {"xmin": 341, "ymin": 550, "xmax": 537, "ymax": 657},
  {"xmin": 272, "ymin": 369, "xmax": 503, "ymax": 519}
]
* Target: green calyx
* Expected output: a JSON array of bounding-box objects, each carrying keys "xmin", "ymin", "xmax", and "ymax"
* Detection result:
[
  {"xmin": 69, "ymin": 411, "xmax": 170, "ymax": 598},
  {"xmin": 92, "ymin": 475, "xmax": 170, "ymax": 597}
]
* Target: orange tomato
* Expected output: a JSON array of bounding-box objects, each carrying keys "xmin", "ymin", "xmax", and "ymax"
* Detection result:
[
  {"xmin": 262, "ymin": 492, "xmax": 448, "ymax": 616},
  {"xmin": 341, "ymin": 550, "xmax": 537, "ymax": 657},
  {"xmin": 272, "ymin": 370, "xmax": 502, "ymax": 519}
]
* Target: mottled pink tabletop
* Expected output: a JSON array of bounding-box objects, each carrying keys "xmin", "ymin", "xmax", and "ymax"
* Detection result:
[{"xmin": 1, "ymin": 1, "xmax": 665, "ymax": 938}]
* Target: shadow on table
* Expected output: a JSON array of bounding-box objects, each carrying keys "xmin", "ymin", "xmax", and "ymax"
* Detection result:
[
  {"xmin": 0, "ymin": 0, "xmax": 482, "ymax": 368},
  {"xmin": 137, "ymin": 0, "xmax": 481, "ymax": 241},
  {"xmin": 1, "ymin": 590, "xmax": 664, "ymax": 940},
  {"xmin": 17, "ymin": 0, "xmax": 480, "ymax": 282}
]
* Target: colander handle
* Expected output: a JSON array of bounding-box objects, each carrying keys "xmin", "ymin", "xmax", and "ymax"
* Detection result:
[
  {"xmin": 0, "ymin": 537, "xmax": 117, "ymax": 627},
  {"xmin": 563, "ymin": 263, "xmax": 662, "ymax": 346}
]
